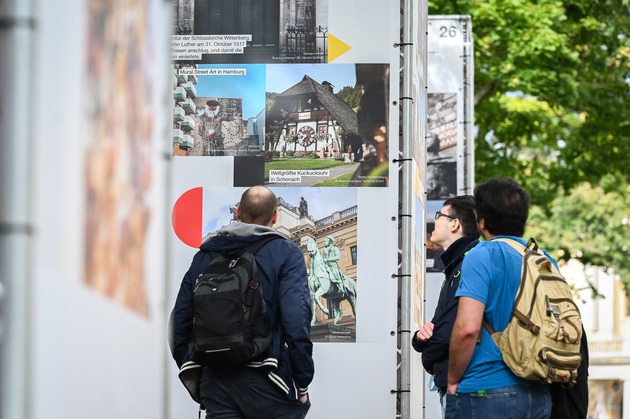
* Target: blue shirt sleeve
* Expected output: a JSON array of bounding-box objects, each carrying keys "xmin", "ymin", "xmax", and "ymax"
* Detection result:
[{"xmin": 456, "ymin": 244, "xmax": 493, "ymax": 305}]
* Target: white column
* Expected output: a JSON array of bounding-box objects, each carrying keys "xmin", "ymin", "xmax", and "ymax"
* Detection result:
[{"xmin": 0, "ymin": 1, "xmax": 36, "ymax": 419}]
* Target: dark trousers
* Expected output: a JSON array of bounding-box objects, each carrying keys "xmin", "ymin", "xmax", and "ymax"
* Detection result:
[{"xmin": 200, "ymin": 367, "xmax": 310, "ymax": 419}]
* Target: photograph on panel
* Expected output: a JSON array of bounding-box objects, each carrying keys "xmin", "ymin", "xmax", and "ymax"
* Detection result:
[
  {"xmin": 425, "ymin": 200, "xmax": 446, "ymax": 273},
  {"xmin": 413, "ymin": 192, "xmax": 425, "ymax": 328},
  {"xmin": 265, "ymin": 63, "xmax": 389, "ymax": 187},
  {"xmin": 172, "ymin": 0, "xmax": 329, "ymax": 64},
  {"xmin": 427, "ymin": 92, "xmax": 458, "ymax": 200},
  {"xmin": 84, "ymin": 0, "xmax": 154, "ymax": 316},
  {"xmin": 171, "ymin": 186, "xmax": 359, "ymax": 342},
  {"xmin": 274, "ymin": 188, "xmax": 358, "ymax": 342},
  {"xmin": 172, "ymin": 63, "xmax": 266, "ymax": 157}
]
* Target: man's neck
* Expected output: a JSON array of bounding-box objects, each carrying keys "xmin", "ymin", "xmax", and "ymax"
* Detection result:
[
  {"xmin": 481, "ymin": 230, "xmax": 494, "ymax": 241},
  {"xmin": 440, "ymin": 235, "xmax": 461, "ymax": 252},
  {"xmin": 440, "ymin": 235, "xmax": 478, "ymax": 270}
]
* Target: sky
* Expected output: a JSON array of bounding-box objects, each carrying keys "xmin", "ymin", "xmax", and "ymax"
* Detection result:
[
  {"xmin": 194, "ymin": 64, "xmax": 266, "ymax": 119},
  {"xmin": 265, "ymin": 63, "xmax": 357, "ymax": 94},
  {"xmin": 270, "ymin": 187, "xmax": 357, "ymax": 220},
  {"xmin": 192, "ymin": 63, "xmax": 358, "ymax": 120},
  {"xmin": 202, "ymin": 187, "xmax": 358, "ymax": 235}
]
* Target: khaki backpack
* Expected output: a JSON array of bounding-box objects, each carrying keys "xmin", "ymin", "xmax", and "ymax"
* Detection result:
[{"xmin": 483, "ymin": 237, "xmax": 583, "ymax": 386}]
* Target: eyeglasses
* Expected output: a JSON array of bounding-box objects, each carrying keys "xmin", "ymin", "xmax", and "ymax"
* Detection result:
[{"xmin": 435, "ymin": 211, "xmax": 456, "ymax": 221}]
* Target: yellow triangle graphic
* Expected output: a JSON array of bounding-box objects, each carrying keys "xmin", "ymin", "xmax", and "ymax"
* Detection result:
[{"xmin": 328, "ymin": 33, "xmax": 352, "ymax": 62}]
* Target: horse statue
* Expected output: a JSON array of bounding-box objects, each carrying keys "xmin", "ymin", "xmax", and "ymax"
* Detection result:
[{"xmin": 305, "ymin": 237, "xmax": 357, "ymax": 326}]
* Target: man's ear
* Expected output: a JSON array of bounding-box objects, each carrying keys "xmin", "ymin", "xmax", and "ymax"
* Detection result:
[
  {"xmin": 449, "ymin": 218, "xmax": 461, "ymax": 234},
  {"xmin": 270, "ymin": 209, "xmax": 278, "ymax": 226},
  {"xmin": 235, "ymin": 206, "xmax": 242, "ymax": 221},
  {"xmin": 477, "ymin": 218, "xmax": 488, "ymax": 237}
]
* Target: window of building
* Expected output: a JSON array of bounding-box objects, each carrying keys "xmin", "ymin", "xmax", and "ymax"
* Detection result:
[
  {"xmin": 305, "ymin": 97, "xmax": 313, "ymax": 111},
  {"xmin": 350, "ymin": 245, "xmax": 357, "ymax": 265},
  {"xmin": 200, "ymin": 0, "xmax": 279, "ymax": 48}
]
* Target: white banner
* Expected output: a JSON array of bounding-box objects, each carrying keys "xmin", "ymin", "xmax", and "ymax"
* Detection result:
[{"xmin": 422, "ymin": 15, "xmax": 474, "ymax": 418}]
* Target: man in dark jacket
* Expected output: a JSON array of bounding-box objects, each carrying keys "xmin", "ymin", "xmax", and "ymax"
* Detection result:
[
  {"xmin": 412, "ymin": 195, "xmax": 478, "ymax": 413},
  {"xmin": 550, "ymin": 329, "xmax": 589, "ymax": 418},
  {"xmin": 170, "ymin": 185, "xmax": 314, "ymax": 419}
]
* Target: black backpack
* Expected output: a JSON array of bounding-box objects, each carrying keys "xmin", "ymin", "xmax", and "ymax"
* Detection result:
[{"xmin": 190, "ymin": 235, "xmax": 280, "ymax": 367}]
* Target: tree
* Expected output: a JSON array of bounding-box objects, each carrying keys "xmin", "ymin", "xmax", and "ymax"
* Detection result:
[
  {"xmin": 264, "ymin": 117, "xmax": 285, "ymax": 161},
  {"xmin": 337, "ymin": 85, "xmax": 363, "ymax": 109},
  {"xmin": 429, "ymin": 0, "xmax": 629, "ymax": 197},
  {"xmin": 527, "ymin": 179, "xmax": 630, "ymax": 292},
  {"xmin": 428, "ymin": 0, "xmax": 630, "ymax": 291}
]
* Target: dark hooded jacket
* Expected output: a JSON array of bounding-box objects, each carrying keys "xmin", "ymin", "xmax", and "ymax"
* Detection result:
[
  {"xmin": 412, "ymin": 235, "xmax": 478, "ymax": 391},
  {"xmin": 169, "ymin": 222, "xmax": 314, "ymax": 401},
  {"xmin": 550, "ymin": 328, "xmax": 589, "ymax": 418}
]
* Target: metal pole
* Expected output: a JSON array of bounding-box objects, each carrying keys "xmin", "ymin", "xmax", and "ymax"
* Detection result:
[
  {"xmin": 161, "ymin": 4, "xmax": 175, "ymax": 418},
  {"xmin": 0, "ymin": 0, "xmax": 36, "ymax": 418},
  {"xmin": 399, "ymin": 0, "xmax": 417, "ymax": 416},
  {"xmin": 462, "ymin": 16, "xmax": 475, "ymax": 193}
]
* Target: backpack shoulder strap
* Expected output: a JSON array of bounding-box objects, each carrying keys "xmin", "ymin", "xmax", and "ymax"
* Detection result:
[
  {"xmin": 481, "ymin": 237, "xmax": 540, "ymax": 344},
  {"xmin": 491, "ymin": 237, "xmax": 525, "ymax": 254},
  {"xmin": 242, "ymin": 234, "xmax": 284, "ymax": 255},
  {"xmin": 482, "ymin": 318, "xmax": 500, "ymax": 346},
  {"xmin": 493, "ymin": 237, "xmax": 540, "ymax": 253},
  {"xmin": 210, "ymin": 235, "xmax": 283, "ymax": 258}
]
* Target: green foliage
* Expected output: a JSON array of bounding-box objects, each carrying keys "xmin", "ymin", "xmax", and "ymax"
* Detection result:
[
  {"xmin": 429, "ymin": 0, "xmax": 630, "ymax": 291},
  {"xmin": 264, "ymin": 118, "xmax": 283, "ymax": 155},
  {"xmin": 336, "ymin": 86, "xmax": 363, "ymax": 108},
  {"xmin": 527, "ymin": 180, "xmax": 630, "ymax": 293},
  {"xmin": 430, "ymin": 0, "xmax": 629, "ymax": 193}
]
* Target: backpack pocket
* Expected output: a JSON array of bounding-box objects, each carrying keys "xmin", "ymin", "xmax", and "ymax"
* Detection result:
[
  {"xmin": 193, "ymin": 285, "xmax": 245, "ymax": 352},
  {"xmin": 539, "ymin": 347, "xmax": 582, "ymax": 384},
  {"xmin": 543, "ymin": 297, "xmax": 581, "ymax": 345}
]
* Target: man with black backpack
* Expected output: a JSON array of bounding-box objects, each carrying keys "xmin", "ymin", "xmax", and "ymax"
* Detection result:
[{"xmin": 170, "ymin": 185, "xmax": 314, "ymax": 419}]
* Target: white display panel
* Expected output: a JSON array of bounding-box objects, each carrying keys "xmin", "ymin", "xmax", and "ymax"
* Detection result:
[
  {"xmin": 28, "ymin": 1, "xmax": 172, "ymax": 418},
  {"xmin": 166, "ymin": 0, "xmax": 401, "ymax": 416}
]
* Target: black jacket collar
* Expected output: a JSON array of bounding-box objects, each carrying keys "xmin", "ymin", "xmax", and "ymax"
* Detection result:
[{"xmin": 441, "ymin": 235, "xmax": 479, "ymax": 277}]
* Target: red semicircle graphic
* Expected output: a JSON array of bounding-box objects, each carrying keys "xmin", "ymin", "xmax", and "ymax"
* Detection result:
[{"xmin": 172, "ymin": 187, "xmax": 203, "ymax": 248}]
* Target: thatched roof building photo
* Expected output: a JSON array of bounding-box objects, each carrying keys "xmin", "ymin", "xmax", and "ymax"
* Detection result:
[{"xmin": 267, "ymin": 75, "xmax": 359, "ymax": 138}]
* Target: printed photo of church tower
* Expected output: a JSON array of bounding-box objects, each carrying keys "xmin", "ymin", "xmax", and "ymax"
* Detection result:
[{"xmin": 173, "ymin": 0, "xmax": 329, "ymax": 64}]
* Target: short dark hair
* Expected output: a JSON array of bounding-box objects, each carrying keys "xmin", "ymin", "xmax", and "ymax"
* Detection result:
[
  {"xmin": 238, "ymin": 186, "xmax": 278, "ymax": 225},
  {"xmin": 443, "ymin": 195, "xmax": 478, "ymax": 237},
  {"xmin": 474, "ymin": 177, "xmax": 530, "ymax": 237}
]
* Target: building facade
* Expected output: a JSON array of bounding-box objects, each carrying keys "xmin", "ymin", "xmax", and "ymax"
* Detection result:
[{"xmin": 564, "ymin": 260, "xmax": 630, "ymax": 419}]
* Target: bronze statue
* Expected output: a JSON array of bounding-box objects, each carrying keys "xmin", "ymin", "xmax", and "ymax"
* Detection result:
[
  {"xmin": 306, "ymin": 237, "xmax": 357, "ymax": 326},
  {"xmin": 298, "ymin": 197, "xmax": 309, "ymax": 217}
]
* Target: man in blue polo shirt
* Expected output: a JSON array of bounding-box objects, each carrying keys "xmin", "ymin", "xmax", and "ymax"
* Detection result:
[{"xmin": 446, "ymin": 177, "xmax": 552, "ymax": 418}]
